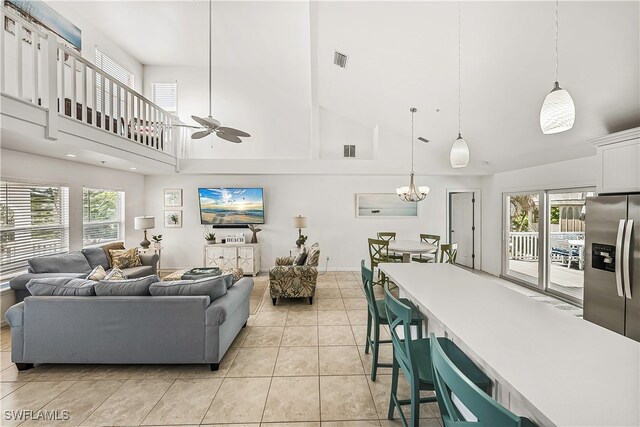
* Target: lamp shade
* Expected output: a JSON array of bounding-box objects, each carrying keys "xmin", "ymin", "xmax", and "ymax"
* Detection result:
[
  {"xmin": 450, "ymin": 134, "xmax": 470, "ymax": 168},
  {"xmin": 134, "ymin": 216, "xmax": 155, "ymax": 230},
  {"xmin": 540, "ymin": 82, "xmax": 575, "ymax": 134},
  {"xmin": 293, "ymin": 215, "xmax": 307, "ymax": 229}
]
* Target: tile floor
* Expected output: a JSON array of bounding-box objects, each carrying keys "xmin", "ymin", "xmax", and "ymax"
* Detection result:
[{"xmin": 0, "ymin": 272, "xmax": 443, "ymax": 426}]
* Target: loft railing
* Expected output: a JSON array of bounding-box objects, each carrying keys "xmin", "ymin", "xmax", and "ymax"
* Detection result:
[
  {"xmin": 0, "ymin": 6, "xmax": 186, "ymax": 158},
  {"xmin": 509, "ymin": 232, "xmax": 585, "ymax": 261}
]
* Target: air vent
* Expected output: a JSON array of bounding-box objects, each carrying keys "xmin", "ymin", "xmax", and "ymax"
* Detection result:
[
  {"xmin": 418, "ymin": 137, "xmax": 429, "ymax": 143},
  {"xmin": 334, "ymin": 51, "xmax": 348, "ymax": 68},
  {"xmin": 343, "ymin": 145, "xmax": 356, "ymax": 158}
]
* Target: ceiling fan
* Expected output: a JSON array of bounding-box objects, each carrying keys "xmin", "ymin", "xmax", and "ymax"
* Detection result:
[{"xmin": 173, "ymin": 0, "xmax": 250, "ymax": 143}]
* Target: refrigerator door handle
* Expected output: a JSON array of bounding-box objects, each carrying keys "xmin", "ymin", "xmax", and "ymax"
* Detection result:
[
  {"xmin": 615, "ymin": 219, "xmax": 626, "ymax": 298},
  {"xmin": 623, "ymin": 219, "xmax": 633, "ymax": 299}
]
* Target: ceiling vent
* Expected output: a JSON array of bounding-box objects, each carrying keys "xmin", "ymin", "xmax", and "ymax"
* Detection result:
[
  {"xmin": 334, "ymin": 51, "xmax": 348, "ymax": 68},
  {"xmin": 343, "ymin": 145, "xmax": 356, "ymax": 158}
]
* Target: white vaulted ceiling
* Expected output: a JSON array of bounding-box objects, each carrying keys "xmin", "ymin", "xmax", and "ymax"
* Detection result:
[{"xmin": 59, "ymin": 1, "xmax": 639, "ymax": 174}]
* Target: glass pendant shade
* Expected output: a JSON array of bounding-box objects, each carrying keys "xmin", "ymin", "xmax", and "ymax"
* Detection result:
[
  {"xmin": 540, "ymin": 82, "xmax": 575, "ymax": 134},
  {"xmin": 450, "ymin": 133, "xmax": 469, "ymax": 168}
]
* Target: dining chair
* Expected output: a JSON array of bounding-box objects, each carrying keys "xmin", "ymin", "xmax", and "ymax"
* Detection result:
[
  {"xmin": 430, "ymin": 333, "xmax": 537, "ymax": 426},
  {"xmin": 440, "ymin": 243, "xmax": 458, "ymax": 264},
  {"xmin": 360, "ymin": 260, "xmax": 423, "ymax": 381},
  {"xmin": 368, "ymin": 238, "xmax": 395, "ymax": 284},
  {"xmin": 384, "ymin": 283, "xmax": 490, "ymax": 427},
  {"xmin": 412, "ymin": 234, "xmax": 440, "ymax": 263},
  {"xmin": 377, "ymin": 232, "xmax": 404, "ymax": 262}
]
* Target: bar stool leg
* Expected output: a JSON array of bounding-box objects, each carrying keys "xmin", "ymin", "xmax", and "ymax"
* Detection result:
[
  {"xmin": 371, "ymin": 323, "xmax": 381, "ymax": 381},
  {"xmin": 365, "ymin": 311, "xmax": 372, "ymax": 354},
  {"xmin": 410, "ymin": 378, "xmax": 420, "ymax": 427},
  {"xmin": 388, "ymin": 354, "xmax": 399, "ymax": 420}
]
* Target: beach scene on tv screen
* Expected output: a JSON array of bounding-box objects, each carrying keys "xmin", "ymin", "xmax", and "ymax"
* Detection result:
[{"xmin": 199, "ymin": 188, "xmax": 264, "ymax": 225}]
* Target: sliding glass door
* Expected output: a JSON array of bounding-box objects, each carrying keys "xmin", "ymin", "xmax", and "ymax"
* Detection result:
[{"xmin": 504, "ymin": 192, "xmax": 543, "ymax": 288}]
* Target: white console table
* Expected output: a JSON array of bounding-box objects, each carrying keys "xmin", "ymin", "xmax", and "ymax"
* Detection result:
[{"xmin": 203, "ymin": 243, "xmax": 261, "ymax": 277}]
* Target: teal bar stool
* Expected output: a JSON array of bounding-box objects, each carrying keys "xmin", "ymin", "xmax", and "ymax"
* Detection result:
[
  {"xmin": 360, "ymin": 260, "xmax": 423, "ymax": 381},
  {"xmin": 384, "ymin": 283, "xmax": 491, "ymax": 427},
  {"xmin": 430, "ymin": 333, "xmax": 537, "ymax": 427}
]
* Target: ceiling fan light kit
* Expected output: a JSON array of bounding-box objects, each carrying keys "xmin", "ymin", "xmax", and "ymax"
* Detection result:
[{"xmin": 397, "ymin": 108, "xmax": 430, "ymax": 202}]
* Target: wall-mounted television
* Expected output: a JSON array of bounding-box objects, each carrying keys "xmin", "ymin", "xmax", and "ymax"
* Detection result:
[{"xmin": 198, "ymin": 188, "xmax": 265, "ymax": 227}]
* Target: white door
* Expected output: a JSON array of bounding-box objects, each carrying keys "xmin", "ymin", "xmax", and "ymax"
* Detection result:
[
  {"xmin": 450, "ymin": 192, "xmax": 475, "ymax": 268},
  {"xmin": 237, "ymin": 246, "xmax": 254, "ymax": 274}
]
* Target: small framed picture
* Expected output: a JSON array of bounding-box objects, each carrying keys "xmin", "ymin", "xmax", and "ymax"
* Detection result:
[
  {"xmin": 164, "ymin": 210, "xmax": 182, "ymax": 228},
  {"xmin": 164, "ymin": 189, "xmax": 182, "ymax": 207}
]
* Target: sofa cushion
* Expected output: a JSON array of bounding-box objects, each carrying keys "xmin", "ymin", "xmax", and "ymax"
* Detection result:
[
  {"xmin": 28, "ymin": 252, "xmax": 92, "ymax": 274},
  {"xmin": 104, "ymin": 267, "xmax": 126, "ymax": 280},
  {"xmin": 86, "ymin": 265, "xmax": 108, "ymax": 281},
  {"xmin": 26, "ymin": 277, "xmax": 96, "ymax": 296},
  {"xmin": 101, "ymin": 241, "xmax": 125, "ymax": 266},
  {"xmin": 82, "ymin": 247, "xmax": 110, "ymax": 270},
  {"xmin": 94, "ymin": 275, "xmax": 159, "ymax": 296},
  {"xmin": 109, "ymin": 248, "xmax": 142, "ymax": 269},
  {"xmin": 122, "ymin": 265, "xmax": 154, "ymax": 279},
  {"xmin": 150, "ymin": 274, "xmax": 231, "ymax": 300}
]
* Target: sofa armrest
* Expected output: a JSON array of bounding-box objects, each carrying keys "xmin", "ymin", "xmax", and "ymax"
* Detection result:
[
  {"xmin": 5, "ymin": 302, "xmax": 24, "ymax": 327},
  {"xmin": 5, "ymin": 302, "xmax": 24, "ymax": 363},
  {"xmin": 205, "ymin": 278, "xmax": 254, "ymax": 326},
  {"xmin": 139, "ymin": 254, "xmax": 159, "ymax": 275},
  {"xmin": 275, "ymin": 256, "xmax": 295, "ymax": 266}
]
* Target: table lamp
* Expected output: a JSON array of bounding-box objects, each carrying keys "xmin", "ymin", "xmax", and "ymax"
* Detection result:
[
  {"xmin": 293, "ymin": 215, "xmax": 308, "ymax": 248},
  {"xmin": 134, "ymin": 216, "xmax": 155, "ymax": 249}
]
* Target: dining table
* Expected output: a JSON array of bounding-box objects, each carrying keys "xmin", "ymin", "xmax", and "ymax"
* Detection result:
[
  {"xmin": 379, "ymin": 262, "xmax": 640, "ymax": 427},
  {"xmin": 387, "ymin": 239, "xmax": 437, "ymax": 263}
]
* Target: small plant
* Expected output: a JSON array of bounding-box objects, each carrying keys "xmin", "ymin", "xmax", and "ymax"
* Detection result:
[
  {"xmin": 152, "ymin": 234, "xmax": 163, "ymax": 243},
  {"xmin": 204, "ymin": 232, "xmax": 216, "ymax": 241}
]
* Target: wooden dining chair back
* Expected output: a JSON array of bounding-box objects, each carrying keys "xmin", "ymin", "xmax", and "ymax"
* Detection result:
[
  {"xmin": 377, "ymin": 232, "xmax": 397, "ymax": 241},
  {"xmin": 430, "ymin": 333, "xmax": 536, "ymax": 426},
  {"xmin": 368, "ymin": 238, "xmax": 390, "ymax": 270},
  {"xmin": 440, "ymin": 243, "xmax": 458, "ymax": 264},
  {"xmin": 413, "ymin": 234, "xmax": 440, "ymax": 263}
]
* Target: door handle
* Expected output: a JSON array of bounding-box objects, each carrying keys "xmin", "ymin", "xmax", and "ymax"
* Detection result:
[
  {"xmin": 623, "ymin": 220, "xmax": 633, "ymax": 299},
  {"xmin": 615, "ymin": 220, "xmax": 625, "ymax": 298}
]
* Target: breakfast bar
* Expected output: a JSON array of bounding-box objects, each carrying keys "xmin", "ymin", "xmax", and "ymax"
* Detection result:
[{"xmin": 379, "ymin": 263, "xmax": 640, "ymax": 427}]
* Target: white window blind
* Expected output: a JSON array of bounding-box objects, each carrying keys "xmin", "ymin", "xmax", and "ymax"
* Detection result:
[
  {"xmin": 95, "ymin": 48, "xmax": 134, "ymax": 115},
  {"xmin": 151, "ymin": 82, "xmax": 178, "ymax": 113},
  {"xmin": 0, "ymin": 181, "xmax": 70, "ymax": 280},
  {"xmin": 83, "ymin": 188, "xmax": 125, "ymax": 247}
]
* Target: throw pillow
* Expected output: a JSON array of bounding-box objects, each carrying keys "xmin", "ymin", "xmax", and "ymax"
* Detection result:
[
  {"xmin": 149, "ymin": 274, "xmax": 231, "ymax": 301},
  {"xmin": 293, "ymin": 246, "xmax": 308, "ymax": 266},
  {"xmin": 104, "ymin": 267, "xmax": 127, "ymax": 280},
  {"xmin": 101, "ymin": 241, "xmax": 125, "ymax": 267},
  {"xmin": 109, "ymin": 248, "xmax": 142, "ymax": 269},
  {"xmin": 26, "ymin": 277, "xmax": 96, "ymax": 296},
  {"xmin": 86, "ymin": 265, "xmax": 107, "ymax": 281},
  {"xmin": 222, "ymin": 268, "xmax": 244, "ymax": 285},
  {"xmin": 95, "ymin": 275, "xmax": 159, "ymax": 296}
]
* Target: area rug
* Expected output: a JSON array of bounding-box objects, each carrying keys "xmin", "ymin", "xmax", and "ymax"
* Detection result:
[{"xmin": 250, "ymin": 278, "xmax": 268, "ymax": 314}]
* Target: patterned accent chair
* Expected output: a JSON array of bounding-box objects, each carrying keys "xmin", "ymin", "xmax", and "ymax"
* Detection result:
[{"xmin": 269, "ymin": 242, "xmax": 321, "ymax": 305}]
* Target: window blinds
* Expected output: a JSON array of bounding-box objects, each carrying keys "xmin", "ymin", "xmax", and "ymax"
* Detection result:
[
  {"xmin": 151, "ymin": 82, "xmax": 178, "ymax": 113},
  {"xmin": 0, "ymin": 181, "xmax": 70, "ymax": 280},
  {"xmin": 95, "ymin": 48, "xmax": 134, "ymax": 114}
]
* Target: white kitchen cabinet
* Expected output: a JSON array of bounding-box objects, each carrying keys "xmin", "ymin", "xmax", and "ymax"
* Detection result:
[
  {"xmin": 590, "ymin": 127, "xmax": 640, "ymax": 194},
  {"xmin": 203, "ymin": 243, "xmax": 261, "ymax": 276}
]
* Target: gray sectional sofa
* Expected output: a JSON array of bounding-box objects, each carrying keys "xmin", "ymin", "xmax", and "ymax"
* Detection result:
[
  {"xmin": 5, "ymin": 276, "xmax": 253, "ymax": 371},
  {"xmin": 9, "ymin": 243, "xmax": 158, "ymax": 303}
]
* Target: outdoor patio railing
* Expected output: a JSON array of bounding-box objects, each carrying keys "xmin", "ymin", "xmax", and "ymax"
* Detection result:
[{"xmin": 509, "ymin": 232, "xmax": 585, "ymax": 261}]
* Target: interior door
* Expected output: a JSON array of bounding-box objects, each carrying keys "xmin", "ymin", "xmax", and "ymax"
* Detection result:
[
  {"xmin": 450, "ymin": 192, "xmax": 474, "ymax": 268},
  {"xmin": 626, "ymin": 195, "xmax": 639, "ymax": 341}
]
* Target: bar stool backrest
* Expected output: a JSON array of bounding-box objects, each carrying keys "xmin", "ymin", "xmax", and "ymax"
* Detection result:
[
  {"xmin": 384, "ymin": 282, "xmax": 418, "ymax": 380},
  {"xmin": 360, "ymin": 260, "xmax": 381, "ymax": 320}
]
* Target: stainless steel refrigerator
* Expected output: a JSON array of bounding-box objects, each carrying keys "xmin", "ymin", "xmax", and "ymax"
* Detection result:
[{"xmin": 584, "ymin": 194, "xmax": 640, "ymax": 341}]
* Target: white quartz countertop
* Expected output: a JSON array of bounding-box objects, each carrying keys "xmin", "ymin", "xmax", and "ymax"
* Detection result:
[{"xmin": 380, "ymin": 263, "xmax": 640, "ymax": 427}]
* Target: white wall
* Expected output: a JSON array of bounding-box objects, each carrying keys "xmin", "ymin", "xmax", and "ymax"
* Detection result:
[
  {"xmin": 144, "ymin": 173, "xmax": 482, "ymax": 271},
  {"xmin": 481, "ymin": 155, "xmax": 598, "ymax": 276}
]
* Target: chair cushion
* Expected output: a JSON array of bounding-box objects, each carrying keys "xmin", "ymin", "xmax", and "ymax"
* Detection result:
[
  {"xmin": 305, "ymin": 243, "xmax": 320, "ymax": 266},
  {"xmin": 101, "ymin": 241, "xmax": 125, "ymax": 266},
  {"xmin": 82, "ymin": 247, "xmax": 110, "ymax": 270},
  {"xmin": 28, "ymin": 252, "xmax": 92, "ymax": 274},
  {"xmin": 109, "ymin": 248, "xmax": 142, "ymax": 269},
  {"xmin": 26, "ymin": 277, "xmax": 96, "ymax": 296},
  {"xmin": 86, "ymin": 265, "xmax": 108, "ymax": 281},
  {"xmin": 149, "ymin": 274, "xmax": 231, "ymax": 301},
  {"xmin": 95, "ymin": 275, "xmax": 159, "ymax": 296}
]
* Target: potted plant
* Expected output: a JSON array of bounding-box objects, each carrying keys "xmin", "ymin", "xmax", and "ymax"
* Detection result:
[
  {"xmin": 296, "ymin": 234, "xmax": 308, "ymax": 248},
  {"xmin": 151, "ymin": 234, "xmax": 163, "ymax": 249},
  {"xmin": 203, "ymin": 226, "xmax": 216, "ymax": 245}
]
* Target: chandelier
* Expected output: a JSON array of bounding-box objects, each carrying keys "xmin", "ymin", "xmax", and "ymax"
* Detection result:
[{"xmin": 396, "ymin": 108, "xmax": 430, "ymax": 202}]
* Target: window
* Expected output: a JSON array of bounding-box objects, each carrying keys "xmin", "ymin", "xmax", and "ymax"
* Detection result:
[
  {"xmin": 95, "ymin": 48, "xmax": 134, "ymax": 115},
  {"xmin": 0, "ymin": 181, "xmax": 69, "ymax": 281},
  {"xmin": 151, "ymin": 82, "xmax": 178, "ymax": 113},
  {"xmin": 83, "ymin": 188, "xmax": 125, "ymax": 247}
]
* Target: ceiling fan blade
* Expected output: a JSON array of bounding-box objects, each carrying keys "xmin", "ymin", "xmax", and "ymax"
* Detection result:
[
  {"xmin": 216, "ymin": 132, "xmax": 243, "ymax": 143},
  {"xmin": 217, "ymin": 126, "xmax": 250, "ymax": 137},
  {"xmin": 191, "ymin": 115, "xmax": 217, "ymax": 129},
  {"xmin": 191, "ymin": 130, "xmax": 212, "ymax": 139},
  {"xmin": 172, "ymin": 124, "xmax": 201, "ymax": 129}
]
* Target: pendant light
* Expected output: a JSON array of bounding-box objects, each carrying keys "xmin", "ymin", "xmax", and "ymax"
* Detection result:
[
  {"xmin": 450, "ymin": 1, "xmax": 469, "ymax": 168},
  {"xmin": 396, "ymin": 108, "xmax": 430, "ymax": 202},
  {"xmin": 540, "ymin": 0, "xmax": 575, "ymax": 134}
]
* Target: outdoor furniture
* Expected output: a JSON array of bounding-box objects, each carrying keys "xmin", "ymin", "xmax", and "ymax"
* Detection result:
[
  {"xmin": 411, "ymin": 234, "xmax": 440, "ymax": 263},
  {"xmin": 567, "ymin": 239, "xmax": 585, "ymax": 270},
  {"xmin": 388, "ymin": 240, "xmax": 438, "ymax": 263},
  {"xmin": 377, "ymin": 232, "xmax": 404, "ymax": 262},
  {"xmin": 430, "ymin": 333, "xmax": 536, "ymax": 426},
  {"xmin": 440, "ymin": 243, "xmax": 458, "ymax": 264},
  {"xmin": 550, "ymin": 238, "xmax": 580, "ymax": 269}
]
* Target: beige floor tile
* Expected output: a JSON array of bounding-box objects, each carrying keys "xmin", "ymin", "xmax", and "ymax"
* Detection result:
[
  {"xmin": 380, "ymin": 419, "xmax": 441, "ymax": 427},
  {"xmin": 343, "ymin": 298, "xmax": 368, "ymax": 310},
  {"xmin": 0, "ymin": 351, "xmax": 12, "ymax": 370},
  {"xmin": 316, "ymin": 299, "xmax": 345, "ymax": 311},
  {"xmin": 81, "ymin": 379, "xmax": 172, "ymax": 426},
  {"xmin": 260, "ymin": 301, "xmax": 291, "ymax": 313},
  {"xmin": 204, "ymin": 424, "xmax": 259, "ymax": 427},
  {"xmin": 243, "ymin": 327, "xmax": 284, "ymax": 347},
  {"xmin": 142, "ymin": 378, "xmax": 223, "ymax": 425},
  {"xmin": 79, "ymin": 364, "xmax": 135, "ymax": 380},
  {"xmin": 287, "ymin": 299, "xmax": 319, "ymax": 311},
  {"xmin": 319, "ymin": 346, "xmax": 364, "ymax": 375},
  {"xmin": 322, "ymin": 421, "xmax": 381, "ymax": 426},
  {"xmin": 351, "ymin": 325, "xmax": 390, "ymax": 349},
  {"xmin": 315, "ymin": 288, "xmax": 342, "ymax": 299},
  {"xmin": 127, "ymin": 364, "xmax": 186, "ymax": 380},
  {"xmin": 338, "ymin": 281, "xmax": 362, "ymax": 289},
  {"xmin": 358, "ymin": 344, "xmax": 393, "ymax": 375},
  {"xmin": 274, "ymin": 347, "xmax": 319, "ymax": 376},
  {"xmin": 0, "ymin": 381, "xmax": 75, "ymax": 427},
  {"xmin": 347, "ymin": 310, "xmax": 370, "ymax": 326},
  {"xmin": 0, "ymin": 381, "xmax": 25, "ymax": 399},
  {"xmin": 286, "ymin": 311, "xmax": 318, "ymax": 326},
  {"xmin": 318, "ymin": 326, "xmax": 356, "ymax": 346},
  {"xmin": 230, "ymin": 325, "xmax": 252, "ymax": 348},
  {"xmin": 0, "ymin": 364, "xmax": 49, "ymax": 382},
  {"xmin": 316, "ymin": 281, "xmax": 339, "ymax": 289},
  {"xmin": 203, "ymin": 377, "xmax": 271, "ymax": 424},
  {"xmin": 179, "ymin": 347, "xmax": 239, "ymax": 379},
  {"xmin": 20, "ymin": 380, "xmax": 123, "ymax": 426},
  {"xmin": 255, "ymin": 310, "xmax": 289, "ymax": 327},
  {"xmin": 340, "ymin": 288, "xmax": 365, "ymax": 299},
  {"xmin": 319, "ymin": 375, "xmax": 378, "ymax": 421},
  {"xmin": 262, "ymin": 376, "xmax": 320, "ymax": 422},
  {"xmin": 366, "ymin": 375, "xmax": 435, "ymax": 420},
  {"xmin": 227, "ymin": 347, "xmax": 279, "ymax": 377},
  {"xmin": 263, "ymin": 423, "xmax": 320, "ymax": 427},
  {"xmin": 317, "ymin": 310, "xmax": 350, "ymax": 326},
  {"xmin": 33, "ymin": 364, "xmax": 98, "ymax": 381},
  {"xmin": 282, "ymin": 326, "xmax": 319, "ymax": 347}
]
